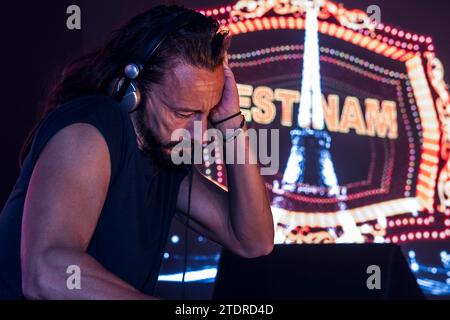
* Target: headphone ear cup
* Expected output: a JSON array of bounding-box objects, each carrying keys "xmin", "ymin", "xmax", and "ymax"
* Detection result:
[
  {"xmin": 121, "ymin": 80, "xmax": 141, "ymax": 113},
  {"xmin": 108, "ymin": 77, "xmax": 141, "ymax": 113}
]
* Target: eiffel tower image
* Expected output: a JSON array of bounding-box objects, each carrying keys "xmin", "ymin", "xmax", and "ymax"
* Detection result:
[
  {"xmin": 280, "ymin": 0, "xmax": 339, "ymax": 196},
  {"xmin": 273, "ymin": 1, "xmax": 364, "ymax": 243}
]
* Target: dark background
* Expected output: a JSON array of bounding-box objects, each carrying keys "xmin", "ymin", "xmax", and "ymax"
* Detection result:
[{"xmin": 1, "ymin": 0, "xmax": 450, "ymax": 208}]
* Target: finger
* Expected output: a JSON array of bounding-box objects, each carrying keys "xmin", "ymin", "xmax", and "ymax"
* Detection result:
[
  {"xmin": 223, "ymin": 62, "xmax": 235, "ymax": 80},
  {"xmin": 223, "ymin": 67, "xmax": 237, "ymax": 91},
  {"xmin": 222, "ymin": 66, "xmax": 239, "ymax": 100}
]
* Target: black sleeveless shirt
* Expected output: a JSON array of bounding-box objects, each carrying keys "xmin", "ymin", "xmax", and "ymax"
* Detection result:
[{"xmin": 0, "ymin": 95, "xmax": 188, "ymax": 299}]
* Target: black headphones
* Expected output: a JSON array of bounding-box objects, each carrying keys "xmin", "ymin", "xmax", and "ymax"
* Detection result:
[{"xmin": 108, "ymin": 10, "xmax": 203, "ymax": 113}]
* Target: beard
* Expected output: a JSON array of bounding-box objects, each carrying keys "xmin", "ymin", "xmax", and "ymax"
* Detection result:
[{"xmin": 133, "ymin": 106, "xmax": 182, "ymax": 171}]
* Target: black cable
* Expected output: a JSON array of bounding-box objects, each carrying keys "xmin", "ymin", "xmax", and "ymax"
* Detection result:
[{"xmin": 181, "ymin": 163, "xmax": 194, "ymax": 299}]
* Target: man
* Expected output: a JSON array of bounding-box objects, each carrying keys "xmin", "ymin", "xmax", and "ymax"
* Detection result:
[{"xmin": 0, "ymin": 5, "xmax": 273, "ymax": 299}]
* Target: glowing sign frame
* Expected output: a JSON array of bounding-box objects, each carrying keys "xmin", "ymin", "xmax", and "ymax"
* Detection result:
[{"xmin": 197, "ymin": 0, "xmax": 450, "ymax": 243}]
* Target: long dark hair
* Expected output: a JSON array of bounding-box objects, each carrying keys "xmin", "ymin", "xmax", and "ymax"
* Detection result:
[{"xmin": 19, "ymin": 5, "xmax": 230, "ymax": 166}]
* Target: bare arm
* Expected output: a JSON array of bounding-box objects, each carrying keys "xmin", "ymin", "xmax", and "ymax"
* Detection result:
[
  {"xmin": 21, "ymin": 123, "xmax": 154, "ymax": 300},
  {"xmin": 176, "ymin": 160, "xmax": 274, "ymax": 258},
  {"xmin": 176, "ymin": 63, "xmax": 274, "ymax": 258}
]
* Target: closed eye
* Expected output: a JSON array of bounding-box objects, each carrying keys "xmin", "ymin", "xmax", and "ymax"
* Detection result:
[{"xmin": 175, "ymin": 110, "xmax": 196, "ymax": 119}]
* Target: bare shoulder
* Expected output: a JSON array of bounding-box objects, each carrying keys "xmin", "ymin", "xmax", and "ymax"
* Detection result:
[
  {"xmin": 23, "ymin": 123, "xmax": 112, "ymax": 251},
  {"xmin": 27, "ymin": 123, "xmax": 112, "ymax": 220},
  {"xmin": 35, "ymin": 123, "xmax": 111, "ymax": 180}
]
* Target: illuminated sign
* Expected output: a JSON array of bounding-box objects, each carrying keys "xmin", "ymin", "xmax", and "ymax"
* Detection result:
[
  {"xmin": 237, "ymin": 85, "xmax": 398, "ymax": 139},
  {"xmin": 196, "ymin": 0, "xmax": 449, "ymax": 245}
]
